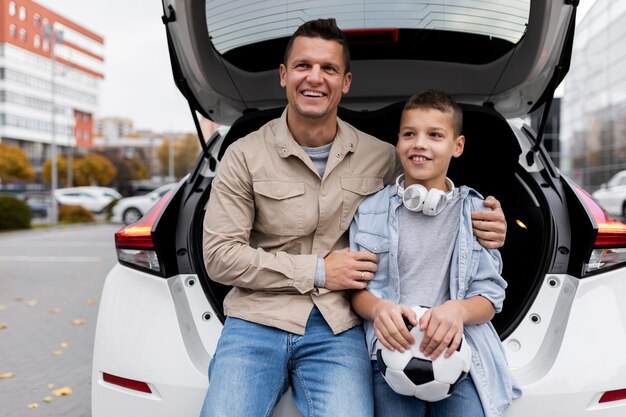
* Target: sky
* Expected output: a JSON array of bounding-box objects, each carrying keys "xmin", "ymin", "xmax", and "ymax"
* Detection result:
[
  {"xmin": 34, "ymin": 0, "xmax": 598, "ymax": 132},
  {"xmin": 36, "ymin": 0, "xmax": 197, "ymax": 133}
]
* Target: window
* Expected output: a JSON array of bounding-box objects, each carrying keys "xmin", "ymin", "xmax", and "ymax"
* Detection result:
[
  {"xmin": 18, "ymin": 6, "xmax": 26, "ymax": 21},
  {"xmin": 9, "ymin": 24, "xmax": 16, "ymax": 38},
  {"xmin": 34, "ymin": 34, "xmax": 41, "ymax": 49},
  {"xmin": 19, "ymin": 28, "xmax": 27, "ymax": 43},
  {"xmin": 8, "ymin": 1, "xmax": 16, "ymax": 16},
  {"xmin": 33, "ymin": 13, "xmax": 41, "ymax": 27}
]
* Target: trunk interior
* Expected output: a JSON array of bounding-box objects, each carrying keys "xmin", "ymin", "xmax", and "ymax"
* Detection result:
[{"xmin": 197, "ymin": 102, "xmax": 551, "ymax": 339}]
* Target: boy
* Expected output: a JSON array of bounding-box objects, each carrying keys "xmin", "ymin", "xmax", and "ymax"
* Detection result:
[{"xmin": 350, "ymin": 90, "xmax": 520, "ymax": 417}]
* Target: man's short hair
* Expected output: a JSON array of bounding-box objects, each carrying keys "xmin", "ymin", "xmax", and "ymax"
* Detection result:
[
  {"xmin": 283, "ymin": 18, "xmax": 351, "ymax": 73},
  {"xmin": 403, "ymin": 90, "xmax": 463, "ymax": 136}
]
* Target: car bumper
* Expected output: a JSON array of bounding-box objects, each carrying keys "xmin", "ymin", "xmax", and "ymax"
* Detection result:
[
  {"xmin": 507, "ymin": 268, "xmax": 626, "ymax": 416},
  {"xmin": 92, "ymin": 265, "xmax": 221, "ymax": 416}
]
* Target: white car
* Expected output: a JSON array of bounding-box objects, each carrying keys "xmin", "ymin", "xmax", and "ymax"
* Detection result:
[
  {"xmin": 54, "ymin": 186, "xmax": 122, "ymax": 213},
  {"xmin": 92, "ymin": 1, "xmax": 626, "ymax": 417},
  {"xmin": 111, "ymin": 183, "xmax": 177, "ymax": 224},
  {"xmin": 592, "ymin": 170, "xmax": 626, "ymax": 218}
]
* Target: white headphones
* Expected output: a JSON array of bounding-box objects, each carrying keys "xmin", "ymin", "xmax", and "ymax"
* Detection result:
[{"xmin": 396, "ymin": 175, "xmax": 455, "ymax": 216}]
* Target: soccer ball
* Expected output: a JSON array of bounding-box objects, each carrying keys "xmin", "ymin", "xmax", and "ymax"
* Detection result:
[{"xmin": 376, "ymin": 306, "xmax": 472, "ymax": 402}]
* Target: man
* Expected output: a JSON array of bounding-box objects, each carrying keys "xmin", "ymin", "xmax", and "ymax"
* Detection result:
[{"xmin": 201, "ymin": 18, "xmax": 506, "ymax": 417}]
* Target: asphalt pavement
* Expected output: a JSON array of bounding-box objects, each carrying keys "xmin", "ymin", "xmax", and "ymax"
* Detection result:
[{"xmin": 0, "ymin": 223, "xmax": 120, "ymax": 417}]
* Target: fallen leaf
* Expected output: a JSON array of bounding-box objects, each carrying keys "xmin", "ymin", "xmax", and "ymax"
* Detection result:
[
  {"xmin": 60, "ymin": 342, "xmax": 70, "ymax": 349},
  {"xmin": 51, "ymin": 387, "xmax": 73, "ymax": 396},
  {"xmin": 27, "ymin": 403, "xmax": 39, "ymax": 409},
  {"xmin": 26, "ymin": 299, "xmax": 38, "ymax": 307},
  {"xmin": 14, "ymin": 296, "xmax": 23, "ymax": 302},
  {"xmin": 47, "ymin": 383, "xmax": 55, "ymax": 389},
  {"xmin": 0, "ymin": 322, "xmax": 7, "ymax": 330},
  {"xmin": 71, "ymin": 319, "xmax": 86, "ymax": 326},
  {"xmin": 42, "ymin": 396, "xmax": 53, "ymax": 403},
  {"xmin": 0, "ymin": 372, "xmax": 15, "ymax": 379},
  {"xmin": 48, "ymin": 307, "xmax": 61, "ymax": 314},
  {"xmin": 52, "ymin": 350, "xmax": 63, "ymax": 356},
  {"xmin": 85, "ymin": 299, "xmax": 95, "ymax": 305}
]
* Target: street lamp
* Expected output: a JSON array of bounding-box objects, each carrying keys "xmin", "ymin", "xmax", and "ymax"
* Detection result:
[{"xmin": 42, "ymin": 22, "xmax": 63, "ymax": 225}]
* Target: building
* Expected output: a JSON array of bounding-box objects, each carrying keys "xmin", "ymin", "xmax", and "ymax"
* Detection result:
[
  {"xmin": 0, "ymin": 0, "xmax": 103, "ymax": 183},
  {"xmin": 560, "ymin": 0, "xmax": 626, "ymax": 191},
  {"xmin": 529, "ymin": 98, "xmax": 561, "ymax": 169}
]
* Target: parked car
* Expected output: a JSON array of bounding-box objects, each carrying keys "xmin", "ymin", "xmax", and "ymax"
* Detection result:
[
  {"xmin": 22, "ymin": 192, "xmax": 50, "ymax": 218},
  {"xmin": 110, "ymin": 183, "xmax": 177, "ymax": 224},
  {"xmin": 592, "ymin": 170, "xmax": 626, "ymax": 218},
  {"xmin": 92, "ymin": 2, "xmax": 626, "ymax": 417},
  {"xmin": 54, "ymin": 186, "xmax": 122, "ymax": 213}
]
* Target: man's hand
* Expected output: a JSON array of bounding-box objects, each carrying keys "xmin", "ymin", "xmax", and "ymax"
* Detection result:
[
  {"xmin": 471, "ymin": 196, "xmax": 506, "ymax": 249},
  {"xmin": 324, "ymin": 248, "xmax": 378, "ymax": 290}
]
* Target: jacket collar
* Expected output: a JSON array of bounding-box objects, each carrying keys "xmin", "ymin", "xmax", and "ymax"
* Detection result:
[{"xmin": 274, "ymin": 107, "xmax": 358, "ymax": 159}]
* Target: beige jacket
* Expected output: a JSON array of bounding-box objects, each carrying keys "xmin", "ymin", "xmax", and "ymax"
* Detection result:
[{"xmin": 203, "ymin": 108, "xmax": 399, "ymax": 335}]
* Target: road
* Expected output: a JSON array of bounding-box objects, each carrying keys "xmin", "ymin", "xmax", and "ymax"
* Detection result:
[{"xmin": 0, "ymin": 223, "xmax": 120, "ymax": 417}]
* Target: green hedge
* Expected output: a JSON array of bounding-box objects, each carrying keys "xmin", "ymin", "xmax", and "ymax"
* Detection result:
[{"xmin": 0, "ymin": 196, "xmax": 31, "ymax": 230}]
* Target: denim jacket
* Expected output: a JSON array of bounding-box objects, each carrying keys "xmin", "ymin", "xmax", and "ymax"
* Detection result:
[{"xmin": 349, "ymin": 184, "xmax": 521, "ymax": 417}]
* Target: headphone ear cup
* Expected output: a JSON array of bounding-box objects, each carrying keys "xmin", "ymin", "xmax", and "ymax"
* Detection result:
[
  {"xmin": 423, "ymin": 189, "xmax": 448, "ymax": 216},
  {"xmin": 402, "ymin": 184, "xmax": 427, "ymax": 211}
]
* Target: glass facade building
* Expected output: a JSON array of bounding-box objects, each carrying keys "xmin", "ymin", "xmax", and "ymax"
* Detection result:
[{"xmin": 560, "ymin": 0, "xmax": 626, "ymax": 191}]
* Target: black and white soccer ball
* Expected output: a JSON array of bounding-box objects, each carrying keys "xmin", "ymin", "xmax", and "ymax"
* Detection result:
[{"xmin": 376, "ymin": 306, "xmax": 472, "ymax": 402}]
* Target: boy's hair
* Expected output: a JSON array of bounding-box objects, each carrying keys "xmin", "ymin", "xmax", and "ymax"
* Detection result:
[
  {"xmin": 403, "ymin": 90, "xmax": 463, "ymax": 136},
  {"xmin": 283, "ymin": 18, "xmax": 351, "ymax": 73}
]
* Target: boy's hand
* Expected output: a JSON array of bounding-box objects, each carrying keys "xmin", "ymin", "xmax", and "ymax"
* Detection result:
[
  {"xmin": 324, "ymin": 248, "xmax": 378, "ymax": 290},
  {"xmin": 471, "ymin": 196, "xmax": 506, "ymax": 249},
  {"xmin": 372, "ymin": 301, "xmax": 417, "ymax": 352},
  {"xmin": 419, "ymin": 301, "xmax": 464, "ymax": 360}
]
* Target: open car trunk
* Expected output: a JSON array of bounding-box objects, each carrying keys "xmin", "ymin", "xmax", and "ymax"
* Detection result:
[{"xmin": 193, "ymin": 103, "xmax": 552, "ymax": 340}]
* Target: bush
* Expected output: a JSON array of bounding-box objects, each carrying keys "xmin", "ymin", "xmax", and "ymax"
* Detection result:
[
  {"xmin": 59, "ymin": 205, "xmax": 96, "ymax": 224},
  {"xmin": 0, "ymin": 196, "xmax": 31, "ymax": 230}
]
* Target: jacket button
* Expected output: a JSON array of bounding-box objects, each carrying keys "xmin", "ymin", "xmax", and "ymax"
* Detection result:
[{"xmin": 336, "ymin": 153, "xmax": 341, "ymax": 158}]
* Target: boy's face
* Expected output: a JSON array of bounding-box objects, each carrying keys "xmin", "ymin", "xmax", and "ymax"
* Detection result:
[
  {"xmin": 397, "ymin": 108, "xmax": 464, "ymax": 191},
  {"xmin": 279, "ymin": 36, "xmax": 352, "ymax": 122}
]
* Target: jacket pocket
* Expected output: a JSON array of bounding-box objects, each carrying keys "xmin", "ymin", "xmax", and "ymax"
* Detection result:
[
  {"xmin": 253, "ymin": 180, "xmax": 305, "ymax": 236},
  {"xmin": 340, "ymin": 177, "xmax": 384, "ymax": 230},
  {"xmin": 354, "ymin": 231, "xmax": 391, "ymax": 296}
]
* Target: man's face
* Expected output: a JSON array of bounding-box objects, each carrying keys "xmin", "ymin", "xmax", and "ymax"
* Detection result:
[
  {"xmin": 397, "ymin": 108, "xmax": 464, "ymax": 191},
  {"xmin": 279, "ymin": 36, "xmax": 352, "ymax": 121}
]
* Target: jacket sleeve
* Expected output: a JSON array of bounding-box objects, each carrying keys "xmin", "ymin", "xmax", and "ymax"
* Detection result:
[
  {"xmin": 464, "ymin": 196, "xmax": 507, "ymax": 313},
  {"xmin": 202, "ymin": 143, "xmax": 317, "ymax": 294}
]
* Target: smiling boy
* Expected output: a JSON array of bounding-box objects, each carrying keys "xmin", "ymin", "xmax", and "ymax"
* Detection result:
[{"xmin": 350, "ymin": 90, "xmax": 520, "ymax": 417}]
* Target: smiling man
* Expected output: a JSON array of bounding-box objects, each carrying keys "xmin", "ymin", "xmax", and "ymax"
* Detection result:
[{"xmin": 201, "ymin": 18, "xmax": 506, "ymax": 417}]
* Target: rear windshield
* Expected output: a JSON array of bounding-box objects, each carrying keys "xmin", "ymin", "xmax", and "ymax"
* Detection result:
[{"xmin": 206, "ymin": 0, "xmax": 530, "ymax": 71}]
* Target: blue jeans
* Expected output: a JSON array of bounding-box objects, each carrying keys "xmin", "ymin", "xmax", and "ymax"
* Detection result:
[
  {"xmin": 372, "ymin": 360, "xmax": 485, "ymax": 417},
  {"xmin": 200, "ymin": 307, "xmax": 374, "ymax": 417}
]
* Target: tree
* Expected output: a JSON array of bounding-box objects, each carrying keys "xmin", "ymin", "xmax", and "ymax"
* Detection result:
[
  {"xmin": 42, "ymin": 156, "xmax": 70, "ymax": 186},
  {"xmin": 74, "ymin": 154, "xmax": 117, "ymax": 186},
  {"xmin": 158, "ymin": 133, "xmax": 200, "ymax": 179},
  {"xmin": 0, "ymin": 143, "xmax": 35, "ymax": 183}
]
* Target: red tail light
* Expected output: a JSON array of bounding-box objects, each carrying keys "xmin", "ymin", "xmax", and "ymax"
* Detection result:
[
  {"xmin": 114, "ymin": 191, "xmax": 174, "ymax": 273},
  {"xmin": 103, "ymin": 372, "xmax": 152, "ymax": 394},
  {"xmin": 599, "ymin": 388, "xmax": 626, "ymax": 404},
  {"xmin": 572, "ymin": 184, "xmax": 626, "ymax": 274}
]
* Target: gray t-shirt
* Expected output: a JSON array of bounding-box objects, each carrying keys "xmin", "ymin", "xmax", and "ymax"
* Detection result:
[{"xmin": 398, "ymin": 188, "xmax": 462, "ymax": 308}]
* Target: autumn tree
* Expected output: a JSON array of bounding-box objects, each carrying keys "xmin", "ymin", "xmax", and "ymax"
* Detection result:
[
  {"xmin": 0, "ymin": 143, "xmax": 35, "ymax": 183},
  {"xmin": 73, "ymin": 154, "xmax": 117, "ymax": 186},
  {"xmin": 158, "ymin": 134, "xmax": 200, "ymax": 179},
  {"xmin": 42, "ymin": 156, "xmax": 70, "ymax": 186}
]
